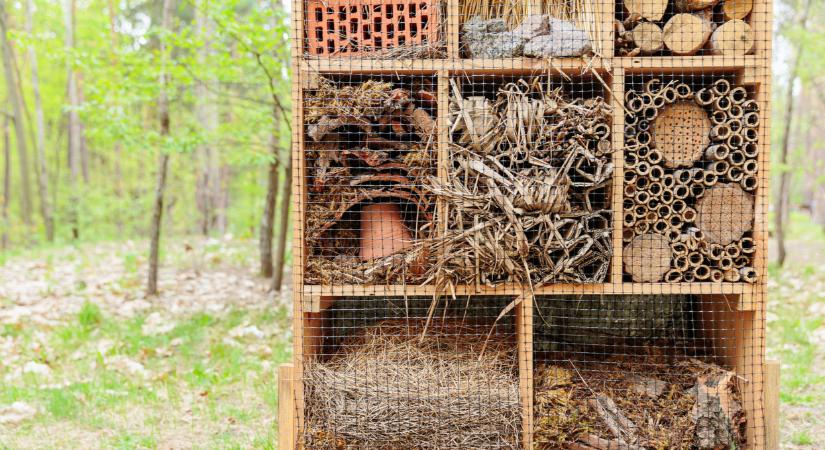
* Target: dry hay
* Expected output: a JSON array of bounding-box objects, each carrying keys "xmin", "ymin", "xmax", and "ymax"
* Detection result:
[
  {"xmin": 303, "ymin": 77, "xmax": 436, "ymax": 285},
  {"xmin": 303, "ymin": 320, "xmax": 521, "ymax": 449},
  {"xmin": 425, "ymin": 77, "xmax": 613, "ymax": 288},
  {"xmin": 534, "ymin": 357, "xmax": 746, "ymax": 449}
]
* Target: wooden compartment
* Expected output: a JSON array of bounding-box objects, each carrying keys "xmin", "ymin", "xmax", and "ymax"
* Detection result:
[
  {"xmin": 620, "ymin": 71, "xmax": 763, "ymax": 284},
  {"xmin": 297, "ymin": 296, "xmax": 521, "ymax": 448},
  {"xmin": 530, "ymin": 293, "xmax": 766, "ymax": 449}
]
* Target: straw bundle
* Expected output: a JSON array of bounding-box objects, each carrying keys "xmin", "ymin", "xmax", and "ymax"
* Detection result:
[{"xmin": 303, "ymin": 320, "xmax": 521, "ymax": 449}]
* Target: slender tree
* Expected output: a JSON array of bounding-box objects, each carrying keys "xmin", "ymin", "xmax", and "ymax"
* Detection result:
[
  {"xmin": 272, "ymin": 150, "xmax": 291, "ymax": 291},
  {"xmin": 147, "ymin": 0, "xmax": 174, "ymax": 296},
  {"xmin": 0, "ymin": 0, "xmax": 33, "ymax": 226},
  {"xmin": 2, "ymin": 113, "xmax": 9, "ymax": 249},
  {"xmin": 259, "ymin": 132, "xmax": 280, "ymax": 277},
  {"xmin": 775, "ymin": 0, "xmax": 813, "ymax": 266},
  {"xmin": 64, "ymin": 0, "xmax": 81, "ymax": 239},
  {"xmin": 25, "ymin": 0, "xmax": 54, "ymax": 241}
]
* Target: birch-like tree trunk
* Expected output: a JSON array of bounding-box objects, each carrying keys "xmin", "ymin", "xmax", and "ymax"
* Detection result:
[
  {"xmin": 147, "ymin": 0, "xmax": 174, "ymax": 296},
  {"xmin": 194, "ymin": 2, "xmax": 219, "ymax": 235},
  {"xmin": 64, "ymin": 0, "xmax": 81, "ymax": 239},
  {"xmin": 0, "ymin": 0, "xmax": 33, "ymax": 226},
  {"xmin": 25, "ymin": 0, "xmax": 54, "ymax": 241},
  {"xmin": 2, "ymin": 115, "xmax": 10, "ymax": 249}
]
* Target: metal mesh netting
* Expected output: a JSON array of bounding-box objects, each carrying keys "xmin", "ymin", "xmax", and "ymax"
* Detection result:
[{"xmin": 287, "ymin": 0, "xmax": 771, "ymax": 447}]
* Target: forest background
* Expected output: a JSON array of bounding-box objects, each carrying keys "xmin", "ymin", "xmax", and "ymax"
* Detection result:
[{"xmin": 0, "ymin": 0, "xmax": 823, "ymax": 447}]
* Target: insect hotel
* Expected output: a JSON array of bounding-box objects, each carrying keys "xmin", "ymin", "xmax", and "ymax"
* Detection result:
[{"xmin": 280, "ymin": 0, "xmax": 778, "ymax": 446}]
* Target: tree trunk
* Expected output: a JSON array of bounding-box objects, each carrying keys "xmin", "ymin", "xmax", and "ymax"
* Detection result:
[
  {"xmin": 25, "ymin": 0, "xmax": 54, "ymax": 241},
  {"xmin": 2, "ymin": 115, "xmax": 10, "ymax": 249},
  {"xmin": 64, "ymin": 0, "xmax": 81, "ymax": 239},
  {"xmin": 775, "ymin": 0, "xmax": 812, "ymax": 267},
  {"xmin": 0, "ymin": 0, "xmax": 33, "ymax": 226},
  {"xmin": 194, "ymin": 2, "xmax": 218, "ymax": 235},
  {"xmin": 272, "ymin": 153, "xmax": 292, "ymax": 291},
  {"xmin": 259, "ymin": 135, "xmax": 280, "ymax": 277},
  {"xmin": 77, "ymin": 75, "xmax": 90, "ymax": 183},
  {"xmin": 147, "ymin": 0, "xmax": 174, "ymax": 296}
]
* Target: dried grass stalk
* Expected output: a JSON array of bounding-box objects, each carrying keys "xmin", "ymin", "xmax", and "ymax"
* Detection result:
[
  {"xmin": 425, "ymin": 78, "xmax": 613, "ymax": 288},
  {"xmin": 304, "ymin": 320, "xmax": 521, "ymax": 449}
]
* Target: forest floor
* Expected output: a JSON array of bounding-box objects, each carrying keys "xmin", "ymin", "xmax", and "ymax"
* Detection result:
[
  {"xmin": 0, "ymin": 219, "xmax": 823, "ymax": 448},
  {"xmin": 0, "ymin": 237, "xmax": 292, "ymax": 448}
]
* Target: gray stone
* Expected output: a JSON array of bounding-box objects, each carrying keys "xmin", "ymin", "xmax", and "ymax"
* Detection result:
[
  {"xmin": 464, "ymin": 31, "xmax": 526, "ymax": 58},
  {"xmin": 462, "ymin": 16, "xmax": 507, "ymax": 34},
  {"xmin": 512, "ymin": 14, "xmax": 551, "ymax": 40},
  {"xmin": 523, "ymin": 18, "xmax": 592, "ymax": 57}
]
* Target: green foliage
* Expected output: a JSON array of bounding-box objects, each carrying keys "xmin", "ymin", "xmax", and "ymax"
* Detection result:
[
  {"xmin": 0, "ymin": 0, "xmax": 292, "ymax": 249},
  {"xmin": 78, "ymin": 301, "xmax": 103, "ymax": 330}
]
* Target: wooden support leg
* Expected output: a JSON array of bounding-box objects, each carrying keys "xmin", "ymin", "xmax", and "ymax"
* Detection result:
[
  {"xmin": 279, "ymin": 363, "xmax": 296, "ymax": 450},
  {"xmin": 764, "ymin": 360, "xmax": 780, "ymax": 450}
]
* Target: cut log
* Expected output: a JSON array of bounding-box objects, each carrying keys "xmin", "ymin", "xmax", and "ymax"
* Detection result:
[
  {"xmin": 628, "ymin": 22, "xmax": 664, "ymax": 54},
  {"xmin": 695, "ymin": 183, "xmax": 754, "ymax": 245},
  {"xmin": 663, "ymin": 13, "xmax": 713, "ymax": 55},
  {"xmin": 624, "ymin": 0, "xmax": 667, "ymax": 21},
  {"xmin": 709, "ymin": 20, "xmax": 755, "ymax": 56},
  {"xmin": 652, "ymin": 100, "xmax": 712, "ymax": 168},
  {"xmin": 722, "ymin": 0, "xmax": 753, "ymax": 20},
  {"xmin": 623, "ymin": 233, "xmax": 672, "ymax": 282},
  {"xmin": 674, "ymin": 0, "xmax": 719, "ymax": 12}
]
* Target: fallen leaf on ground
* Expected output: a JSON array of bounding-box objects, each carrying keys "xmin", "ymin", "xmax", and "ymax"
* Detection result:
[
  {"xmin": 0, "ymin": 402, "xmax": 37, "ymax": 425},
  {"xmin": 107, "ymin": 355, "xmax": 150, "ymax": 379}
]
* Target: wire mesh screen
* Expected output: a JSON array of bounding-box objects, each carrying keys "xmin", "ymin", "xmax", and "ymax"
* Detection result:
[{"xmin": 290, "ymin": 0, "xmax": 771, "ymax": 446}]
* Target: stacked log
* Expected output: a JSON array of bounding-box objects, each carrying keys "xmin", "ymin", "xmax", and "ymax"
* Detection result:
[
  {"xmin": 615, "ymin": 0, "xmax": 754, "ymax": 56},
  {"xmin": 622, "ymin": 78, "xmax": 759, "ymax": 283}
]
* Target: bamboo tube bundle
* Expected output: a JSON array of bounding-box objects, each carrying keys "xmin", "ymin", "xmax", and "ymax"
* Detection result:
[{"xmin": 622, "ymin": 78, "xmax": 760, "ymax": 282}]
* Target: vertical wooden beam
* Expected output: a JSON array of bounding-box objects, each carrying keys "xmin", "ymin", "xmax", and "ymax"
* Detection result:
[
  {"xmin": 516, "ymin": 293, "xmax": 534, "ymax": 449},
  {"xmin": 610, "ymin": 68, "xmax": 626, "ymax": 283},
  {"xmin": 764, "ymin": 360, "xmax": 780, "ymax": 450},
  {"xmin": 446, "ymin": 0, "xmax": 460, "ymax": 58},
  {"xmin": 278, "ymin": 363, "xmax": 296, "ymax": 450}
]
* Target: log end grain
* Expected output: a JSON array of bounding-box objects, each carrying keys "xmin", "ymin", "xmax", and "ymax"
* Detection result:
[
  {"xmin": 709, "ymin": 19, "xmax": 755, "ymax": 56},
  {"xmin": 623, "ymin": 233, "xmax": 672, "ymax": 282},
  {"xmin": 663, "ymin": 13, "xmax": 713, "ymax": 55},
  {"xmin": 722, "ymin": 0, "xmax": 754, "ymax": 21},
  {"xmin": 625, "ymin": 0, "xmax": 668, "ymax": 22},
  {"xmin": 652, "ymin": 100, "xmax": 711, "ymax": 168},
  {"xmin": 695, "ymin": 183, "xmax": 755, "ymax": 245},
  {"xmin": 629, "ymin": 22, "xmax": 665, "ymax": 54}
]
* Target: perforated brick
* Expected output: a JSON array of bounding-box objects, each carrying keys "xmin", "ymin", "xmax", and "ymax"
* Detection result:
[{"xmin": 305, "ymin": 0, "xmax": 440, "ymax": 56}]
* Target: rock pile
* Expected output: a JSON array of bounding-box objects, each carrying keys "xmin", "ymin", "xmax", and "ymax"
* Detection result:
[{"xmin": 462, "ymin": 15, "xmax": 592, "ymax": 58}]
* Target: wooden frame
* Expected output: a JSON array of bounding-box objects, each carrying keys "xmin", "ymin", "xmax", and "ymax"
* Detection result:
[{"xmin": 285, "ymin": 0, "xmax": 776, "ymax": 446}]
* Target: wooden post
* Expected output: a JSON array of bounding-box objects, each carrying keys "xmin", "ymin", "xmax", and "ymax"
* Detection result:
[
  {"xmin": 764, "ymin": 360, "xmax": 780, "ymax": 450},
  {"xmin": 278, "ymin": 363, "xmax": 296, "ymax": 450},
  {"xmin": 515, "ymin": 293, "xmax": 533, "ymax": 449}
]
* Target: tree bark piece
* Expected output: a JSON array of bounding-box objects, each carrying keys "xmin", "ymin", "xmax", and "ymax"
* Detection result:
[
  {"xmin": 663, "ymin": 13, "xmax": 712, "ymax": 55},
  {"xmin": 623, "ymin": 233, "xmax": 672, "ymax": 282},
  {"xmin": 692, "ymin": 371, "xmax": 743, "ymax": 449},
  {"xmin": 674, "ymin": 0, "xmax": 719, "ymax": 12},
  {"xmin": 722, "ymin": 0, "xmax": 753, "ymax": 20},
  {"xmin": 628, "ymin": 22, "xmax": 664, "ymax": 54},
  {"xmin": 652, "ymin": 100, "xmax": 711, "ymax": 168},
  {"xmin": 695, "ymin": 183, "xmax": 754, "ymax": 245},
  {"xmin": 588, "ymin": 394, "xmax": 639, "ymax": 444},
  {"xmin": 624, "ymin": 0, "xmax": 667, "ymax": 21},
  {"xmin": 709, "ymin": 19, "xmax": 755, "ymax": 56}
]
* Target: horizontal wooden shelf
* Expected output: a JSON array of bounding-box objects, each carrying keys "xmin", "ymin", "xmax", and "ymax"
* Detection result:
[
  {"xmin": 300, "ymin": 282, "xmax": 758, "ymax": 312},
  {"xmin": 300, "ymin": 55, "xmax": 765, "ymax": 76}
]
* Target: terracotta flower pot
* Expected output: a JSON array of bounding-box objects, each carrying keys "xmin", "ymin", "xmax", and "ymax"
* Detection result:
[{"xmin": 360, "ymin": 203, "xmax": 412, "ymax": 260}]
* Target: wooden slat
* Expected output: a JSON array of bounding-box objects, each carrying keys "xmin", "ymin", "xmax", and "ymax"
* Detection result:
[
  {"xmin": 278, "ymin": 363, "xmax": 296, "ymax": 450},
  {"xmin": 764, "ymin": 360, "xmax": 780, "ymax": 450},
  {"xmin": 446, "ymin": 0, "xmax": 460, "ymax": 58},
  {"xmin": 516, "ymin": 293, "xmax": 534, "ymax": 449},
  {"xmin": 610, "ymin": 68, "xmax": 625, "ymax": 283}
]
